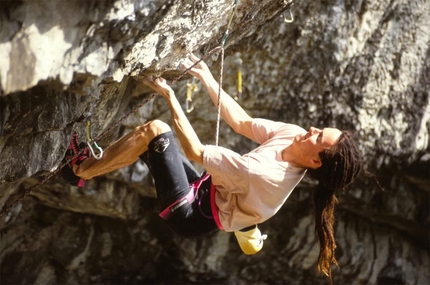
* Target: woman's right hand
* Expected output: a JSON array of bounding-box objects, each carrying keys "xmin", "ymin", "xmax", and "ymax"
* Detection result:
[{"xmin": 181, "ymin": 53, "xmax": 212, "ymax": 81}]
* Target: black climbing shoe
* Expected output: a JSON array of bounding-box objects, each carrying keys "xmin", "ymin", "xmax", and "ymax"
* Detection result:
[{"xmin": 61, "ymin": 133, "xmax": 90, "ymax": 187}]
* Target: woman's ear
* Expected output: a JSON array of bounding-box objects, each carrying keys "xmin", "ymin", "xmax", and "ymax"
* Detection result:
[{"xmin": 310, "ymin": 158, "xmax": 322, "ymax": 169}]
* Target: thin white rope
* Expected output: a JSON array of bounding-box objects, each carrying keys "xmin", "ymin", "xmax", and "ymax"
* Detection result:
[{"xmin": 215, "ymin": 47, "xmax": 225, "ymax": 146}]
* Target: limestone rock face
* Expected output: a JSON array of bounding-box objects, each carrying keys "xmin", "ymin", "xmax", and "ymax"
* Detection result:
[{"xmin": 1, "ymin": 0, "xmax": 429, "ymax": 284}]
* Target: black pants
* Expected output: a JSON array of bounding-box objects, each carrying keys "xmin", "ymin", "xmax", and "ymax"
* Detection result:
[{"xmin": 140, "ymin": 131, "xmax": 218, "ymax": 238}]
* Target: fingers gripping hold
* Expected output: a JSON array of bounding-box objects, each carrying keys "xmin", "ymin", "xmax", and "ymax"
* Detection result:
[{"xmin": 143, "ymin": 77, "xmax": 174, "ymax": 99}]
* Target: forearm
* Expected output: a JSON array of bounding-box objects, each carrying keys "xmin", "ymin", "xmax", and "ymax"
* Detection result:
[
  {"xmin": 165, "ymin": 92, "xmax": 204, "ymax": 164},
  {"xmin": 181, "ymin": 54, "xmax": 254, "ymax": 139},
  {"xmin": 199, "ymin": 74, "xmax": 252, "ymax": 136}
]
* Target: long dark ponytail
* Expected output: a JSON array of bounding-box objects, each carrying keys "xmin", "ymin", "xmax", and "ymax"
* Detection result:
[{"xmin": 307, "ymin": 131, "xmax": 363, "ymax": 281}]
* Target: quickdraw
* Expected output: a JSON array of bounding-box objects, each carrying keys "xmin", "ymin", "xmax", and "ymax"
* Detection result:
[
  {"xmin": 221, "ymin": 0, "xmax": 239, "ymax": 46},
  {"xmin": 186, "ymin": 78, "xmax": 199, "ymax": 113},
  {"xmin": 86, "ymin": 121, "xmax": 104, "ymax": 160},
  {"xmin": 284, "ymin": 1, "xmax": 294, "ymax": 23},
  {"xmin": 234, "ymin": 52, "xmax": 243, "ymax": 101}
]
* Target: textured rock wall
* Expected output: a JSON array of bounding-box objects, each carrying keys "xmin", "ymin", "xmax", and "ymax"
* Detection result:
[{"xmin": 1, "ymin": 0, "xmax": 429, "ymax": 284}]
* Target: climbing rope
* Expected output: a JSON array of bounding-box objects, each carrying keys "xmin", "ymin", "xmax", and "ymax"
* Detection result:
[
  {"xmin": 215, "ymin": 0, "xmax": 238, "ymax": 146},
  {"xmin": 0, "ymin": 1, "xmax": 239, "ymax": 218},
  {"xmin": 215, "ymin": 48, "xmax": 225, "ymax": 147}
]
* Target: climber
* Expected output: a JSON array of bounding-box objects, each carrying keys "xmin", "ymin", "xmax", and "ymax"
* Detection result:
[{"xmin": 62, "ymin": 54, "xmax": 363, "ymax": 279}]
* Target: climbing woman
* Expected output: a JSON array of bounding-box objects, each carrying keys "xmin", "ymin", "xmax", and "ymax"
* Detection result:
[{"xmin": 62, "ymin": 54, "xmax": 363, "ymax": 280}]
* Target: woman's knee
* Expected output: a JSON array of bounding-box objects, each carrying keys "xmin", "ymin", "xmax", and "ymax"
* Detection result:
[{"xmin": 138, "ymin": 120, "xmax": 171, "ymax": 141}]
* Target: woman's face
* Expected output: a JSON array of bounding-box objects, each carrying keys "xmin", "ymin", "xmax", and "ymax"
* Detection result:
[{"xmin": 294, "ymin": 127, "xmax": 342, "ymax": 168}]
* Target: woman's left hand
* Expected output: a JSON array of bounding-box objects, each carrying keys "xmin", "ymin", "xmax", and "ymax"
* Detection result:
[{"xmin": 143, "ymin": 77, "xmax": 175, "ymax": 100}]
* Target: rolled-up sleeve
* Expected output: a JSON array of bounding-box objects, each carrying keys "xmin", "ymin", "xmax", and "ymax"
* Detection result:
[
  {"xmin": 203, "ymin": 145, "xmax": 250, "ymax": 193},
  {"xmin": 251, "ymin": 118, "xmax": 287, "ymax": 144}
]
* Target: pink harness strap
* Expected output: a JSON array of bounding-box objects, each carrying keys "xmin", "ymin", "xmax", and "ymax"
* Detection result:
[
  {"xmin": 210, "ymin": 181, "xmax": 224, "ymax": 230},
  {"xmin": 159, "ymin": 173, "xmax": 211, "ymax": 220}
]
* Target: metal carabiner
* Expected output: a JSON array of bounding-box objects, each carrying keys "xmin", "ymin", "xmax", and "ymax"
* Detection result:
[
  {"xmin": 85, "ymin": 121, "xmax": 104, "ymax": 160},
  {"xmin": 284, "ymin": 9, "xmax": 294, "ymax": 23},
  {"xmin": 284, "ymin": 1, "xmax": 294, "ymax": 23},
  {"xmin": 186, "ymin": 79, "xmax": 198, "ymax": 113}
]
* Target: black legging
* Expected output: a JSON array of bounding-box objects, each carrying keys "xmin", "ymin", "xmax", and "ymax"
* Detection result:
[{"xmin": 140, "ymin": 131, "xmax": 218, "ymax": 238}]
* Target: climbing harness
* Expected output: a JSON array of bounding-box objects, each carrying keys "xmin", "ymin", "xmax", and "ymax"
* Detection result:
[
  {"xmin": 159, "ymin": 173, "xmax": 211, "ymax": 220},
  {"xmin": 0, "ymin": 0, "xmax": 239, "ymax": 218},
  {"xmin": 186, "ymin": 78, "xmax": 199, "ymax": 113},
  {"xmin": 86, "ymin": 121, "xmax": 104, "ymax": 160}
]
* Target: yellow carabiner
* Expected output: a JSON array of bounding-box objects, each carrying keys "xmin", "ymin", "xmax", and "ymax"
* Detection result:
[
  {"xmin": 85, "ymin": 121, "xmax": 92, "ymax": 143},
  {"xmin": 85, "ymin": 121, "xmax": 104, "ymax": 160},
  {"xmin": 237, "ymin": 69, "xmax": 243, "ymax": 100},
  {"xmin": 235, "ymin": 53, "xmax": 243, "ymax": 100},
  {"xmin": 186, "ymin": 79, "xmax": 198, "ymax": 113}
]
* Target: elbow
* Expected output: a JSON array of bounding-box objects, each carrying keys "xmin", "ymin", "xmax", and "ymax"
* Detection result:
[
  {"xmin": 184, "ymin": 144, "xmax": 205, "ymax": 165},
  {"xmin": 231, "ymin": 120, "xmax": 253, "ymax": 139},
  {"xmin": 184, "ymin": 149, "xmax": 195, "ymax": 161},
  {"xmin": 231, "ymin": 124, "xmax": 243, "ymax": 135},
  {"xmin": 229, "ymin": 119, "xmax": 244, "ymax": 134}
]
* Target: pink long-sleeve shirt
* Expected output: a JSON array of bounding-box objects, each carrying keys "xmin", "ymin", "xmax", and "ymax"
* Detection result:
[{"xmin": 203, "ymin": 118, "xmax": 307, "ymax": 231}]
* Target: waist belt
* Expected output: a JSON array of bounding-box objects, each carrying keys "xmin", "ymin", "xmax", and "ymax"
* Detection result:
[{"xmin": 159, "ymin": 173, "xmax": 211, "ymax": 220}]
